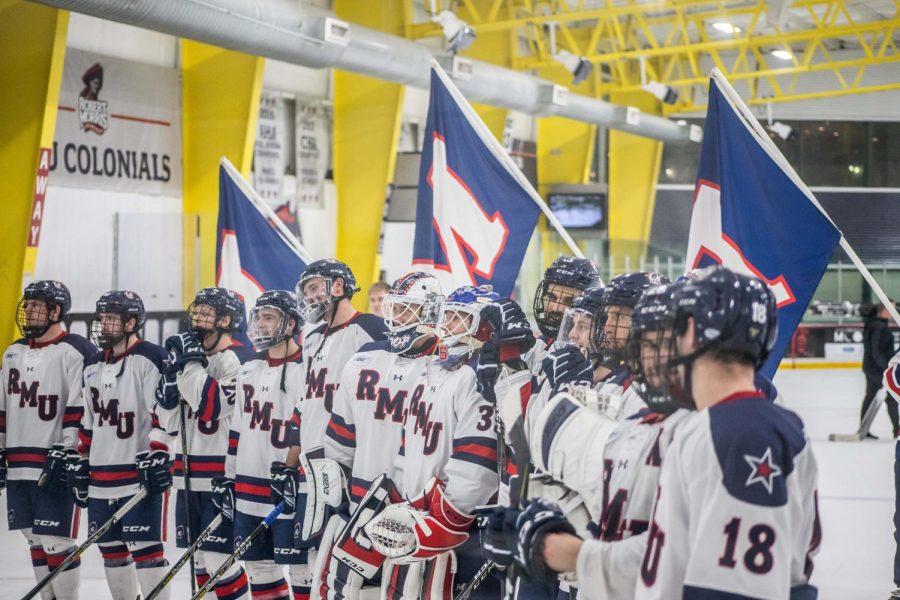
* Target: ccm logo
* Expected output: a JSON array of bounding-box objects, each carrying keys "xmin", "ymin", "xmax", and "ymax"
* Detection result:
[
  {"xmin": 122, "ymin": 525, "xmax": 151, "ymax": 533},
  {"xmin": 206, "ymin": 536, "xmax": 228, "ymax": 544},
  {"xmin": 274, "ymin": 547, "xmax": 302, "ymax": 555},
  {"xmin": 34, "ymin": 520, "xmax": 60, "ymax": 527}
]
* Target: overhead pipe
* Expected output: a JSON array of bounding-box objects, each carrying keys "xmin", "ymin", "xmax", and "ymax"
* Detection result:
[{"xmin": 30, "ymin": 0, "xmax": 697, "ymax": 144}]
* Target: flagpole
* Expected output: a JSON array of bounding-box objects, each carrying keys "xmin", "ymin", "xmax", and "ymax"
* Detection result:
[
  {"xmin": 219, "ymin": 157, "xmax": 316, "ymax": 264},
  {"xmin": 709, "ymin": 68, "xmax": 900, "ymax": 328},
  {"xmin": 429, "ymin": 60, "xmax": 585, "ymax": 260}
]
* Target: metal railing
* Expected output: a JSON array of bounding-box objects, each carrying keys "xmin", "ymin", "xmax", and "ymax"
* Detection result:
[{"xmin": 64, "ymin": 311, "xmax": 188, "ymax": 347}]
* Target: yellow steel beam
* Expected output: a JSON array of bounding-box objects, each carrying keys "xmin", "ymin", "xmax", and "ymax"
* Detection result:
[
  {"xmin": 334, "ymin": 0, "xmax": 406, "ymax": 311},
  {"xmin": 181, "ymin": 41, "xmax": 263, "ymax": 305},
  {"xmin": 0, "ymin": 1, "xmax": 68, "ymax": 345}
]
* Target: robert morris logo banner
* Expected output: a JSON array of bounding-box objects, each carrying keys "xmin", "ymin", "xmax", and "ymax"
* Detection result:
[{"xmin": 50, "ymin": 49, "xmax": 181, "ymax": 195}]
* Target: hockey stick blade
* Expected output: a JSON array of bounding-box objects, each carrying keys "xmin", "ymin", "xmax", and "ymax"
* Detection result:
[
  {"xmin": 191, "ymin": 502, "xmax": 285, "ymax": 600},
  {"xmin": 21, "ymin": 488, "xmax": 149, "ymax": 600},
  {"xmin": 828, "ymin": 432, "xmax": 863, "ymax": 442},
  {"xmin": 145, "ymin": 513, "xmax": 225, "ymax": 600}
]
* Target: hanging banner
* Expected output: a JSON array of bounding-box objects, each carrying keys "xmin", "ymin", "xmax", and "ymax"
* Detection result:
[
  {"xmin": 50, "ymin": 49, "xmax": 181, "ymax": 195},
  {"xmin": 295, "ymin": 101, "xmax": 328, "ymax": 209},
  {"xmin": 253, "ymin": 91, "xmax": 287, "ymax": 203}
]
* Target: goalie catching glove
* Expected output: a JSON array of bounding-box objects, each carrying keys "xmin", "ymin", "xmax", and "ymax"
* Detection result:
[{"xmin": 363, "ymin": 477, "xmax": 473, "ymax": 563}]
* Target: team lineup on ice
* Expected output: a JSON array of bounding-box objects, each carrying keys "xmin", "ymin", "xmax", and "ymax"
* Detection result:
[{"xmin": 4, "ymin": 254, "xmax": 896, "ymax": 600}]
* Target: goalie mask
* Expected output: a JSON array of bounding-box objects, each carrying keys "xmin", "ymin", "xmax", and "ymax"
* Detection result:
[
  {"xmin": 595, "ymin": 272, "xmax": 670, "ymax": 370},
  {"xmin": 555, "ymin": 285, "xmax": 605, "ymax": 358},
  {"xmin": 648, "ymin": 266, "xmax": 777, "ymax": 411},
  {"xmin": 436, "ymin": 285, "xmax": 499, "ymax": 360},
  {"xmin": 91, "ymin": 290, "xmax": 145, "ymax": 350},
  {"xmin": 533, "ymin": 256, "xmax": 600, "ymax": 338},
  {"xmin": 187, "ymin": 287, "xmax": 245, "ymax": 348},
  {"xmin": 16, "ymin": 280, "xmax": 71, "ymax": 339},
  {"xmin": 382, "ymin": 272, "xmax": 445, "ymax": 354},
  {"xmin": 247, "ymin": 290, "xmax": 302, "ymax": 351},
  {"xmin": 295, "ymin": 259, "xmax": 359, "ymax": 324}
]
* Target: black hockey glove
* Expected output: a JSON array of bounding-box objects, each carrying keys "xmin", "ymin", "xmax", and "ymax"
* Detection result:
[
  {"xmin": 270, "ymin": 461, "xmax": 300, "ymax": 514},
  {"xmin": 136, "ymin": 449, "xmax": 173, "ymax": 495},
  {"xmin": 514, "ymin": 499, "xmax": 578, "ymax": 583},
  {"xmin": 155, "ymin": 366, "xmax": 180, "ymax": 410},
  {"xmin": 39, "ymin": 443, "xmax": 69, "ymax": 493},
  {"xmin": 165, "ymin": 332, "xmax": 208, "ymax": 369},
  {"xmin": 541, "ymin": 345, "xmax": 593, "ymax": 390},
  {"xmin": 212, "ymin": 477, "xmax": 235, "ymax": 522},
  {"xmin": 0, "ymin": 450, "xmax": 6, "ymax": 491},
  {"xmin": 477, "ymin": 505, "xmax": 520, "ymax": 568},
  {"xmin": 481, "ymin": 299, "xmax": 536, "ymax": 357},
  {"xmin": 65, "ymin": 450, "xmax": 90, "ymax": 508}
]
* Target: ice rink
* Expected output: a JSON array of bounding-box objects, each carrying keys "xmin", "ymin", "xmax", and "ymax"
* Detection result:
[{"xmin": 0, "ymin": 368, "xmax": 894, "ymax": 599}]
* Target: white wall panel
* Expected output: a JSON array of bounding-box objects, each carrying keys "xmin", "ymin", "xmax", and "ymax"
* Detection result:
[
  {"xmin": 66, "ymin": 12, "xmax": 178, "ymax": 68},
  {"xmin": 263, "ymin": 59, "xmax": 329, "ymax": 99}
]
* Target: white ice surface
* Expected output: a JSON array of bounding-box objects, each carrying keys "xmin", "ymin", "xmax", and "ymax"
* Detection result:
[{"xmin": 0, "ymin": 369, "xmax": 895, "ymax": 599}]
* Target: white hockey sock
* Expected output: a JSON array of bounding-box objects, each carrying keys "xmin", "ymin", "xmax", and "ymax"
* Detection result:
[
  {"xmin": 289, "ymin": 562, "xmax": 312, "ymax": 600},
  {"xmin": 246, "ymin": 560, "xmax": 290, "ymax": 600},
  {"xmin": 131, "ymin": 542, "xmax": 170, "ymax": 600},
  {"xmin": 99, "ymin": 542, "xmax": 139, "ymax": 600},
  {"xmin": 21, "ymin": 529, "xmax": 55, "ymax": 600},
  {"xmin": 44, "ymin": 539, "xmax": 81, "ymax": 600},
  {"xmin": 199, "ymin": 550, "xmax": 251, "ymax": 600}
]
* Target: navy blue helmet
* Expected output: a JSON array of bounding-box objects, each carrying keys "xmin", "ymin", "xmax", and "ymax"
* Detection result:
[
  {"xmin": 556, "ymin": 284, "xmax": 606, "ymax": 357},
  {"xmin": 296, "ymin": 259, "xmax": 359, "ymax": 323},
  {"xmin": 595, "ymin": 272, "xmax": 671, "ymax": 369},
  {"xmin": 248, "ymin": 290, "xmax": 302, "ymax": 351},
  {"xmin": 627, "ymin": 283, "xmax": 680, "ymax": 414},
  {"xmin": 189, "ymin": 287, "xmax": 246, "ymax": 333},
  {"xmin": 16, "ymin": 280, "xmax": 71, "ymax": 339},
  {"xmin": 533, "ymin": 256, "xmax": 600, "ymax": 337},
  {"xmin": 92, "ymin": 290, "xmax": 146, "ymax": 349}
]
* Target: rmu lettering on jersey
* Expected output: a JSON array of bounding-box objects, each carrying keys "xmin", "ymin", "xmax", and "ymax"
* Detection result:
[
  {"xmin": 685, "ymin": 74, "xmax": 840, "ymax": 377},
  {"xmin": 412, "ymin": 66, "xmax": 540, "ymax": 297}
]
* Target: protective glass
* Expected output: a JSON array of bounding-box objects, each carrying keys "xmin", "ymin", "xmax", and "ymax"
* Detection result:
[
  {"xmin": 247, "ymin": 305, "xmax": 290, "ymax": 351},
  {"xmin": 296, "ymin": 275, "xmax": 332, "ymax": 323}
]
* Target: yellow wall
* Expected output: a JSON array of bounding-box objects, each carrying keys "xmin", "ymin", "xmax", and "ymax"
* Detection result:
[
  {"xmin": 181, "ymin": 40, "xmax": 263, "ymax": 305},
  {"xmin": 608, "ymin": 89, "xmax": 664, "ymax": 269},
  {"xmin": 334, "ymin": 0, "xmax": 406, "ymax": 310},
  {"xmin": 0, "ymin": 1, "xmax": 68, "ymax": 344}
]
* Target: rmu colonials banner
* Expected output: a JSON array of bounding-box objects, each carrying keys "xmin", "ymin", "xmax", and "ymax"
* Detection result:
[
  {"xmin": 50, "ymin": 49, "xmax": 181, "ymax": 195},
  {"xmin": 686, "ymin": 76, "xmax": 840, "ymax": 377},
  {"xmin": 412, "ymin": 67, "xmax": 541, "ymax": 297}
]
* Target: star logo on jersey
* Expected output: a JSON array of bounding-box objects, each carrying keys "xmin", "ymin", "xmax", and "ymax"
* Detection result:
[{"xmin": 744, "ymin": 447, "xmax": 782, "ymax": 494}]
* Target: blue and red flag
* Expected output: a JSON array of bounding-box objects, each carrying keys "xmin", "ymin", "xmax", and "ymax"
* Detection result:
[
  {"xmin": 412, "ymin": 64, "xmax": 542, "ymax": 298},
  {"xmin": 686, "ymin": 72, "xmax": 841, "ymax": 377},
  {"xmin": 216, "ymin": 158, "xmax": 308, "ymax": 326}
]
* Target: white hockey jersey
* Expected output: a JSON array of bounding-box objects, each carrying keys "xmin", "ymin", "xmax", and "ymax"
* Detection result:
[
  {"xmin": 884, "ymin": 350, "xmax": 900, "ymax": 401},
  {"xmin": 635, "ymin": 392, "xmax": 821, "ymax": 600},
  {"xmin": 296, "ymin": 313, "xmax": 387, "ymax": 454},
  {"xmin": 79, "ymin": 341, "xmax": 167, "ymax": 499},
  {"xmin": 575, "ymin": 409, "xmax": 690, "ymax": 600},
  {"xmin": 155, "ymin": 343, "xmax": 256, "ymax": 492},
  {"xmin": 396, "ymin": 358, "xmax": 499, "ymax": 512},
  {"xmin": 227, "ymin": 349, "xmax": 304, "ymax": 519},
  {"xmin": 325, "ymin": 339, "xmax": 433, "ymax": 508},
  {"xmin": 0, "ymin": 333, "xmax": 99, "ymax": 481}
]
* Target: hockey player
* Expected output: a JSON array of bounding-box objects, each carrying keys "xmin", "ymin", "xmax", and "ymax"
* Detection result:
[
  {"xmin": 214, "ymin": 290, "xmax": 309, "ymax": 600},
  {"xmin": 485, "ymin": 283, "xmax": 689, "ymax": 600},
  {"xmin": 155, "ymin": 287, "xmax": 254, "ymax": 599},
  {"xmin": 883, "ymin": 352, "xmax": 900, "ymax": 599},
  {"xmin": 629, "ymin": 267, "xmax": 820, "ymax": 599},
  {"xmin": 1, "ymin": 281, "xmax": 98, "ymax": 600},
  {"xmin": 311, "ymin": 272, "xmax": 445, "ymax": 599},
  {"xmin": 529, "ymin": 257, "xmax": 600, "ymax": 372},
  {"xmin": 68, "ymin": 290, "xmax": 173, "ymax": 600},
  {"xmin": 287, "ymin": 259, "xmax": 387, "ymax": 465},
  {"xmin": 358, "ymin": 285, "xmax": 502, "ymax": 599}
]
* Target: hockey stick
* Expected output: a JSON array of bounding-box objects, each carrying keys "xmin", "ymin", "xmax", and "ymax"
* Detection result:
[
  {"xmin": 190, "ymin": 501, "xmax": 285, "ymax": 600},
  {"xmin": 829, "ymin": 387, "xmax": 886, "ymax": 442},
  {"xmin": 145, "ymin": 513, "xmax": 224, "ymax": 600},
  {"xmin": 179, "ymin": 398, "xmax": 198, "ymax": 594},
  {"xmin": 21, "ymin": 488, "xmax": 149, "ymax": 600}
]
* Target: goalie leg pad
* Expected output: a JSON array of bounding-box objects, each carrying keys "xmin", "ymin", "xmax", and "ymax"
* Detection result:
[
  {"xmin": 382, "ymin": 561, "xmax": 425, "ymax": 600},
  {"xmin": 422, "ymin": 551, "xmax": 456, "ymax": 600},
  {"xmin": 332, "ymin": 474, "xmax": 399, "ymax": 579},
  {"xmin": 529, "ymin": 392, "xmax": 617, "ymax": 496},
  {"xmin": 300, "ymin": 450, "xmax": 348, "ymax": 542}
]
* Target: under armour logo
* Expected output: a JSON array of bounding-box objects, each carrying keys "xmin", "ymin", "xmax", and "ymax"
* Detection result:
[
  {"xmin": 103, "ymin": 382, "xmax": 114, "ymax": 389},
  {"xmin": 261, "ymin": 386, "xmax": 269, "ymax": 392},
  {"xmin": 392, "ymin": 374, "xmax": 403, "ymax": 381},
  {"xmin": 26, "ymin": 366, "xmax": 35, "ymax": 373}
]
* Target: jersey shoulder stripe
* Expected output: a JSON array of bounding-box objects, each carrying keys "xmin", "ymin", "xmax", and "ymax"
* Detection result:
[
  {"xmin": 707, "ymin": 393, "xmax": 807, "ymax": 507},
  {"xmin": 358, "ymin": 339, "xmax": 392, "ymax": 354},
  {"xmin": 60, "ymin": 333, "xmax": 101, "ymax": 365},
  {"xmin": 131, "ymin": 340, "xmax": 167, "ymax": 371},
  {"xmin": 353, "ymin": 313, "xmax": 388, "ymax": 341},
  {"xmin": 228, "ymin": 343, "xmax": 258, "ymax": 364}
]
